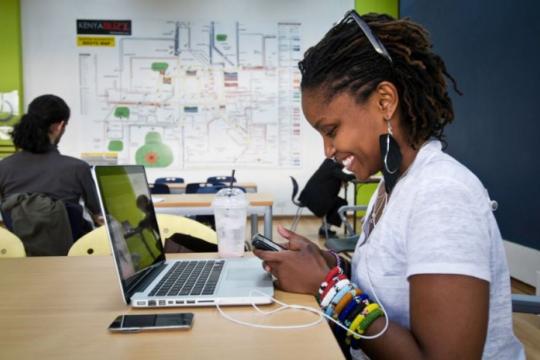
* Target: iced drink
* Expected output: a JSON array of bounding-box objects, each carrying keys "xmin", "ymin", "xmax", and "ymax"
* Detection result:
[{"xmin": 212, "ymin": 188, "xmax": 248, "ymax": 257}]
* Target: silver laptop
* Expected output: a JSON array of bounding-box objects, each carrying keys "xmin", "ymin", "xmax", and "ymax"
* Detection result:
[{"xmin": 93, "ymin": 165, "xmax": 273, "ymax": 308}]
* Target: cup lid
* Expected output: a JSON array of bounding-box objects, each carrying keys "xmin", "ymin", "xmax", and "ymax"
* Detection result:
[{"xmin": 212, "ymin": 188, "xmax": 247, "ymax": 207}]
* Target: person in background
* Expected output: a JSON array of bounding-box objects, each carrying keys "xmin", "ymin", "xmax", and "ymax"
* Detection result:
[
  {"xmin": 0, "ymin": 94, "xmax": 103, "ymax": 229},
  {"xmin": 254, "ymin": 11, "xmax": 524, "ymax": 359}
]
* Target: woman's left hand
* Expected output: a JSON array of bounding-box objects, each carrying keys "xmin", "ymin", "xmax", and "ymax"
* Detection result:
[{"xmin": 253, "ymin": 228, "xmax": 330, "ymax": 295}]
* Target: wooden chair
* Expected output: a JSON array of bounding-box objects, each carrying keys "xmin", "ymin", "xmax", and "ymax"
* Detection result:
[{"xmin": 0, "ymin": 227, "xmax": 26, "ymax": 258}]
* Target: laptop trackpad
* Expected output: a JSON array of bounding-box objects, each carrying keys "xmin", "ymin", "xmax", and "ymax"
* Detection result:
[
  {"xmin": 226, "ymin": 269, "xmax": 260, "ymax": 281},
  {"xmin": 225, "ymin": 261, "xmax": 270, "ymax": 286}
]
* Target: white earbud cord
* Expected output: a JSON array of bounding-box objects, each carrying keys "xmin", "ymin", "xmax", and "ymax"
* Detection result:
[{"xmin": 215, "ymin": 289, "xmax": 389, "ymax": 339}]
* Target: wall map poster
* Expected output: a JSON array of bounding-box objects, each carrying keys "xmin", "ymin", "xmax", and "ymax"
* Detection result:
[{"xmin": 78, "ymin": 19, "xmax": 302, "ymax": 168}]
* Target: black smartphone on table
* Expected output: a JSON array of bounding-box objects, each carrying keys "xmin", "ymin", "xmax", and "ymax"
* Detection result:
[
  {"xmin": 251, "ymin": 233, "xmax": 285, "ymax": 252},
  {"xmin": 108, "ymin": 313, "xmax": 194, "ymax": 332}
]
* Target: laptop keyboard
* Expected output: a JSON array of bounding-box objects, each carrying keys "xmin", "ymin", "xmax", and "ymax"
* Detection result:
[{"xmin": 149, "ymin": 260, "xmax": 224, "ymax": 297}]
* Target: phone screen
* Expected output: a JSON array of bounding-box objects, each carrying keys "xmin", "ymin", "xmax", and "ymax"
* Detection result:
[{"xmin": 108, "ymin": 313, "xmax": 194, "ymax": 332}]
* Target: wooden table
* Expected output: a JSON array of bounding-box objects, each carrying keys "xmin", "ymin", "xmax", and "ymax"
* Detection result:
[
  {"xmin": 154, "ymin": 193, "xmax": 273, "ymax": 239},
  {"xmin": 166, "ymin": 182, "xmax": 258, "ymax": 194},
  {"xmin": 0, "ymin": 254, "xmax": 343, "ymax": 359}
]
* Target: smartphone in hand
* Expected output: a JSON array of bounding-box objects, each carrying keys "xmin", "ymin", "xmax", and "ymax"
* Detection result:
[
  {"xmin": 108, "ymin": 313, "xmax": 194, "ymax": 332},
  {"xmin": 251, "ymin": 233, "xmax": 285, "ymax": 252}
]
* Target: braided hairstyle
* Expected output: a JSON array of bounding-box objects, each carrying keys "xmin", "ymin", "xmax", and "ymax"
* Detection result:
[
  {"xmin": 11, "ymin": 94, "xmax": 70, "ymax": 153},
  {"xmin": 299, "ymin": 13, "xmax": 461, "ymax": 147}
]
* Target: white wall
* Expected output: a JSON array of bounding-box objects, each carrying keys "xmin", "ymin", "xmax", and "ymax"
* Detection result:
[
  {"xmin": 20, "ymin": 0, "xmax": 354, "ymax": 215},
  {"xmin": 503, "ymin": 240, "xmax": 540, "ymax": 289}
]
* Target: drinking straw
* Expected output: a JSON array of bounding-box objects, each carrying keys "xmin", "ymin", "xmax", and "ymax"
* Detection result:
[{"xmin": 228, "ymin": 169, "xmax": 235, "ymax": 195}]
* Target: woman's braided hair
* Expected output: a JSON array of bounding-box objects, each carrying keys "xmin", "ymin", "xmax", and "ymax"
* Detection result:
[{"xmin": 299, "ymin": 13, "xmax": 461, "ymax": 147}]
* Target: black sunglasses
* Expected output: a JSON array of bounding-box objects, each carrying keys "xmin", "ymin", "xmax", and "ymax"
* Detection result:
[{"xmin": 340, "ymin": 10, "xmax": 393, "ymax": 64}]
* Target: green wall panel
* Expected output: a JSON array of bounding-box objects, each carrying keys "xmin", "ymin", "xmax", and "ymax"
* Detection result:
[
  {"xmin": 0, "ymin": 0, "xmax": 23, "ymax": 157},
  {"xmin": 355, "ymin": 0, "xmax": 399, "ymax": 18}
]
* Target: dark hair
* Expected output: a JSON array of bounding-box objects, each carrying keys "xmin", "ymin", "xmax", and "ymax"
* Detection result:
[
  {"xmin": 11, "ymin": 94, "xmax": 70, "ymax": 153},
  {"xmin": 299, "ymin": 13, "xmax": 461, "ymax": 147}
]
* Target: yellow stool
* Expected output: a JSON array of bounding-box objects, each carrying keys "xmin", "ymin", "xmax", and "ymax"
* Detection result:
[
  {"xmin": 0, "ymin": 227, "xmax": 26, "ymax": 258},
  {"xmin": 156, "ymin": 213, "xmax": 217, "ymax": 245},
  {"xmin": 67, "ymin": 214, "xmax": 217, "ymax": 256},
  {"xmin": 68, "ymin": 226, "xmax": 110, "ymax": 256}
]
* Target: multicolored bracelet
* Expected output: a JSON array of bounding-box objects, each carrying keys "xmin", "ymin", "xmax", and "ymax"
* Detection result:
[
  {"xmin": 320, "ymin": 278, "xmax": 350, "ymax": 308},
  {"xmin": 357, "ymin": 308, "xmax": 384, "ymax": 338},
  {"xmin": 324, "ymin": 282, "xmax": 355, "ymax": 317},
  {"xmin": 318, "ymin": 266, "xmax": 343, "ymax": 296},
  {"xmin": 339, "ymin": 293, "xmax": 369, "ymax": 324},
  {"xmin": 333, "ymin": 288, "xmax": 362, "ymax": 319},
  {"xmin": 327, "ymin": 250, "xmax": 351, "ymax": 277},
  {"xmin": 328, "ymin": 250, "xmax": 342, "ymax": 269},
  {"xmin": 318, "ymin": 267, "xmax": 385, "ymax": 341},
  {"xmin": 346, "ymin": 303, "xmax": 381, "ymax": 339}
]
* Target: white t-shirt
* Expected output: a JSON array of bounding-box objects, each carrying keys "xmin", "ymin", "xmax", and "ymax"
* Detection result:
[{"xmin": 350, "ymin": 140, "xmax": 524, "ymax": 360}]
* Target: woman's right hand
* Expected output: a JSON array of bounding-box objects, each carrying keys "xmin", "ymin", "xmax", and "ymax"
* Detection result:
[
  {"xmin": 275, "ymin": 225, "xmax": 338, "ymax": 269},
  {"xmin": 252, "ymin": 225, "xmax": 333, "ymax": 295}
]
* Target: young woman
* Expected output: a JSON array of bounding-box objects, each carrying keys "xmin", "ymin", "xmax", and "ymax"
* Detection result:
[{"xmin": 254, "ymin": 11, "xmax": 524, "ymax": 359}]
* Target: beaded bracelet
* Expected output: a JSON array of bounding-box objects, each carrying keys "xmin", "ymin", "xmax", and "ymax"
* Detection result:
[
  {"xmin": 321, "ymin": 274, "xmax": 349, "ymax": 301},
  {"xmin": 339, "ymin": 293, "xmax": 369, "ymax": 324},
  {"xmin": 347, "ymin": 303, "xmax": 381, "ymax": 339},
  {"xmin": 317, "ymin": 267, "xmax": 384, "ymax": 340},
  {"xmin": 356, "ymin": 308, "xmax": 384, "ymax": 338},
  {"xmin": 320, "ymin": 278, "xmax": 350, "ymax": 308},
  {"xmin": 347, "ymin": 312, "xmax": 366, "ymax": 336},
  {"xmin": 318, "ymin": 267, "xmax": 343, "ymax": 296},
  {"xmin": 324, "ymin": 282, "xmax": 355, "ymax": 317},
  {"xmin": 333, "ymin": 288, "xmax": 362, "ymax": 319},
  {"xmin": 361, "ymin": 303, "xmax": 380, "ymax": 317},
  {"xmin": 328, "ymin": 250, "xmax": 342, "ymax": 269},
  {"xmin": 343, "ymin": 298, "xmax": 369, "ymax": 328}
]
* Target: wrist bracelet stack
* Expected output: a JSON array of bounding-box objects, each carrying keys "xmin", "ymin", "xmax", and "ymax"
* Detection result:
[{"xmin": 318, "ymin": 266, "xmax": 384, "ymax": 343}]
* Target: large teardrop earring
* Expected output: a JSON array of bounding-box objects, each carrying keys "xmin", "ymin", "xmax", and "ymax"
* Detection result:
[{"xmin": 378, "ymin": 117, "xmax": 402, "ymax": 193}]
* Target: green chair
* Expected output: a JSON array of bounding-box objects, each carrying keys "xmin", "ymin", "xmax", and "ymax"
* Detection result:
[
  {"xmin": 354, "ymin": 181, "xmax": 379, "ymax": 224},
  {"xmin": 325, "ymin": 177, "xmax": 380, "ymax": 253}
]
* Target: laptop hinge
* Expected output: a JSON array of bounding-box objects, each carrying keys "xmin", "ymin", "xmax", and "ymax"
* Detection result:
[{"xmin": 127, "ymin": 262, "xmax": 167, "ymax": 296}]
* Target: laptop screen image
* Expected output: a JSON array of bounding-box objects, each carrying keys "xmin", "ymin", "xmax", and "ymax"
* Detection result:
[{"xmin": 94, "ymin": 165, "xmax": 166, "ymax": 303}]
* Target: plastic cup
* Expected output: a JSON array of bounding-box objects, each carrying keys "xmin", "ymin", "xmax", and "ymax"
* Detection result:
[{"xmin": 212, "ymin": 188, "xmax": 248, "ymax": 258}]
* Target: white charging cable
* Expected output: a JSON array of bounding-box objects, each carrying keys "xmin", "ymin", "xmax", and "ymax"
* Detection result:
[{"xmin": 215, "ymin": 289, "xmax": 389, "ymax": 339}]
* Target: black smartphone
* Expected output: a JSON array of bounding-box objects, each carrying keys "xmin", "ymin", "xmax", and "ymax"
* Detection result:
[
  {"xmin": 108, "ymin": 313, "xmax": 194, "ymax": 332},
  {"xmin": 251, "ymin": 233, "xmax": 285, "ymax": 252}
]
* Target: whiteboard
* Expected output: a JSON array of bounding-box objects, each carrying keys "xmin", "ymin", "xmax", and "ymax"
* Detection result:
[{"xmin": 21, "ymin": 0, "xmax": 353, "ymax": 214}]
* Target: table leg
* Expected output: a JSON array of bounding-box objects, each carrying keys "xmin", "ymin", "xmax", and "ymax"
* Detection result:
[
  {"xmin": 250, "ymin": 214, "xmax": 258, "ymax": 238},
  {"xmin": 264, "ymin": 206, "xmax": 272, "ymax": 239}
]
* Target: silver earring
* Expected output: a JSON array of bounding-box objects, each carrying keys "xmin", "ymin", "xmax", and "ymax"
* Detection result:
[{"xmin": 384, "ymin": 118, "xmax": 399, "ymax": 174}]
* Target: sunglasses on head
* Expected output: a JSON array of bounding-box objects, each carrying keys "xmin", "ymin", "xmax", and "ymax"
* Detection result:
[{"xmin": 340, "ymin": 10, "xmax": 393, "ymax": 64}]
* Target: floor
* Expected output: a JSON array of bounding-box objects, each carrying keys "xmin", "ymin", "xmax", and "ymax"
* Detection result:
[{"xmin": 260, "ymin": 216, "xmax": 540, "ymax": 359}]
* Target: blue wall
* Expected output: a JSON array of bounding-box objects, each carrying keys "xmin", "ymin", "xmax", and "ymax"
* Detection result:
[{"xmin": 401, "ymin": 0, "xmax": 540, "ymax": 250}]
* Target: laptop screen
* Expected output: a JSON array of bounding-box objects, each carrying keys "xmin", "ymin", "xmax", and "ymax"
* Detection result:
[{"xmin": 94, "ymin": 165, "xmax": 166, "ymax": 303}]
